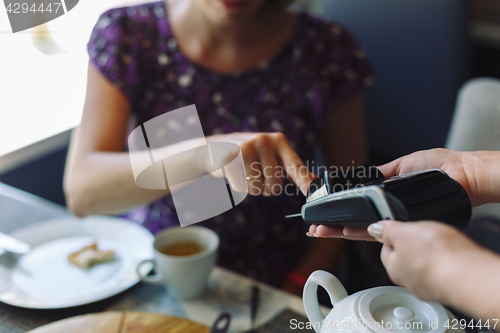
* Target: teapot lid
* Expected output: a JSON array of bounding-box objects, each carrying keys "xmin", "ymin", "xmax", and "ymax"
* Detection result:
[{"xmin": 356, "ymin": 286, "xmax": 449, "ymax": 333}]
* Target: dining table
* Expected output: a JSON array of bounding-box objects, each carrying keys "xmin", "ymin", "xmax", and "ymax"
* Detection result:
[{"xmin": 0, "ymin": 182, "xmax": 320, "ymax": 333}]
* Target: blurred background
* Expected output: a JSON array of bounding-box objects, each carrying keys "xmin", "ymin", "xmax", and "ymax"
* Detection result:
[{"xmin": 0, "ymin": 0, "xmax": 499, "ymax": 210}]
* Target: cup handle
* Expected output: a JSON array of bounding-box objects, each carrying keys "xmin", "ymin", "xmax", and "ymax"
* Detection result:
[
  {"xmin": 303, "ymin": 270, "xmax": 348, "ymax": 333},
  {"xmin": 136, "ymin": 259, "xmax": 163, "ymax": 284}
]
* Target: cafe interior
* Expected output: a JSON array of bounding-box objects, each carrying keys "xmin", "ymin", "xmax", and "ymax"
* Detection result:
[{"xmin": 1, "ymin": 0, "xmax": 500, "ymax": 332}]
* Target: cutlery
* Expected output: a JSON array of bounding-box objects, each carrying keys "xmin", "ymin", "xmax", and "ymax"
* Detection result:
[
  {"xmin": 210, "ymin": 311, "xmax": 231, "ymax": 333},
  {"xmin": 0, "ymin": 231, "xmax": 31, "ymax": 254},
  {"xmin": 0, "ymin": 249, "xmax": 18, "ymax": 268},
  {"xmin": 249, "ymin": 285, "xmax": 260, "ymax": 332},
  {"xmin": 0, "ymin": 232, "xmax": 31, "ymax": 267}
]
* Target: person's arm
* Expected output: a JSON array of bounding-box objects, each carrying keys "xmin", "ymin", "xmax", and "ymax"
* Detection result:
[
  {"xmin": 64, "ymin": 63, "xmax": 169, "ymax": 217},
  {"xmin": 468, "ymin": 150, "xmax": 500, "ymax": 206},
  {"xmin": 283, "ymin": 93, "xmax": 368, "ymax": 294},
  {"xmin": 65, "ymin": 63, "xmax": 316, "ymax": 217},
  {"xmin": 444, "ymin": 242, "xmax": 500, "ymax": 323},
  {"xmin": 368, "ymin": 220, "xmax": 500, "ymax": 322},
  {"xmin": 310, "ymin": 149, "xmax": 500, "ymax": 240}
]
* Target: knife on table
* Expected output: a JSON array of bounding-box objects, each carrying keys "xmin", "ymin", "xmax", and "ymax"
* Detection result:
[
  {"xmin": 210, "ymin": 312, "xmax": 231, "ymax": 333},
  {"xmin": 0, "ymin": 232, "xmax": 31, "ymax": 254}
]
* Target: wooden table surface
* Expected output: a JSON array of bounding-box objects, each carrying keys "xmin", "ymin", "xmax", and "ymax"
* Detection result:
[{"xmin": 27, "ymin": 311, "xmax": 209, "ymax": 333}]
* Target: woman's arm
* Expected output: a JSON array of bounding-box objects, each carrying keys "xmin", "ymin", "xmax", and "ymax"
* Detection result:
[
  {"xmin": 64, "ymin": 63, "xmax": 169, "ymax": 217},
  {"xmin": 284, "ymin": 93, "xmax": 368, "ymax": 293},
  {"xmin": 468, "ymin": 150, "xmax": 500, "ymax": 206}
]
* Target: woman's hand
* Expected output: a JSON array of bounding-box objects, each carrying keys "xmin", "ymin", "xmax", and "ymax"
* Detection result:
[
  {"xmin": 208, "ymin": 132, "xmax": 315, "ymax": 197},
  {"xmin": 366, "ymin": 221, "xmax": 479, "ymax": 303},
  {"xmin": 367, "ymin": 220, "xmax": 500, "ymax": 322},
  {"xmin": 380, "ymin": 149, "xmax": 500, "ymax": 207},
  {"xmin": 308, "ymin": 148, "xmax": 499, "ymax": 240},
  {"xmin": 378, "ymin": 149, "xmax": 479, "ymax": 204}
]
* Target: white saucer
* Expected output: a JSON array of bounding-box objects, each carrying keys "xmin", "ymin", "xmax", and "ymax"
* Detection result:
[{"xmin": 0, "ymin": 215, "xmax": 154, "ymax": 309}]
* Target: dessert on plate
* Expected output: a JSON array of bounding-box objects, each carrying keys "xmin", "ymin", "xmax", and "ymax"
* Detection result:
[{"xmin": 68, "ymin": 242, "xmax": 115, "ymax": 269}]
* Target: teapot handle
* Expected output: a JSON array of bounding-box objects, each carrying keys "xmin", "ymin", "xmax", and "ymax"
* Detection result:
[{"xmin": 303, "ymin": 270, "xmax": 348, "ymax": 333}]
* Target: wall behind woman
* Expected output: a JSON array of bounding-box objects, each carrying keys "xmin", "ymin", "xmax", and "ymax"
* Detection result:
[{"xmin": 316, "ymin": 0, "xmax": 470, "ymax": 164}]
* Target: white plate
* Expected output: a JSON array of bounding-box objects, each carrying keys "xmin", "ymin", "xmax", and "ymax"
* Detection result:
[{"xmin": 0, "ymin": 215, "xmax": 154, "ymax": 309}]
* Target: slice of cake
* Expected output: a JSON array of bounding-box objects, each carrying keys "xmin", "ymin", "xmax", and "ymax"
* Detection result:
[{"xmin": 68, "ymin": 242, "xmax": 115, "ymax": 269}]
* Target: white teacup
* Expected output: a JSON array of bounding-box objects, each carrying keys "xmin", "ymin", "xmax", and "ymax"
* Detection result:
[{"xmin": 136, "ymin": 226, "xmax": 219, "ymax": 299}]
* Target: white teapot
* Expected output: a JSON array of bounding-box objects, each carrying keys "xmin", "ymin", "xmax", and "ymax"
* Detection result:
[{"xmin": 303, "ymin": 271, "xmax": 465, "ymax": 333}]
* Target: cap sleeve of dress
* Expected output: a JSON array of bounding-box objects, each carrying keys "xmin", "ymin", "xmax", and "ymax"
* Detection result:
[
  {"xmin": 87, "ymin": 7, "xmax": 141, "ymax": 102},
  {"xmin": 306, "ymin": 19, "xmax": 374, "ymax": 128}
]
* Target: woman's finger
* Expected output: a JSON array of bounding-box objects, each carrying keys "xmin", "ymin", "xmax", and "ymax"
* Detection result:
[
  {"xmin": 307, "ymin": 224, "xmax": 318, "ymax": 237},
  {"xmin": 377, "ymin": 156, "xmax": 404, "ymax": 178},
  {"xmin": 272, "ymin": 133, "xmax": 314, "ymax": 195},
  {"xmin": 254, "ymin": 136, "xmax": 283, "ymax": 196},
  {"xmin": 380, "ymin": 243, "xmax": 394, "ymax": 268},
  {"xmin": 367, "ymin": 221, "xmax": 403, "ymax": 247},
  {"xmin": 342, "ymin": 227, "xmax": 376, "ymax": 241},
  {"xmin": 343, "ymin": 227, "xmax": 372, "ymax": 238},
  {"xmin": 313, "ymin": 225, "xmax": 344, "ymax": 238},
  {"xmin": 340, "ymin": 235, "xmax": 377, "ymax": 242},
  {"xmin": 241, "ymin": 144, "xmax": 265, "ymax": 196}
]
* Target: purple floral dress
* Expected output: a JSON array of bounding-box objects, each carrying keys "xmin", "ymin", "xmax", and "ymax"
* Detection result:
[{"xmin": 88, "ymin": 1, "xmax": 372, "ymax": 286}]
